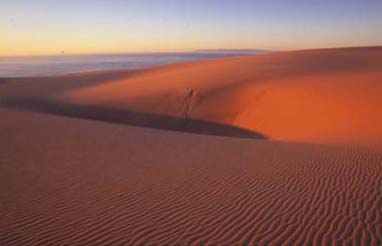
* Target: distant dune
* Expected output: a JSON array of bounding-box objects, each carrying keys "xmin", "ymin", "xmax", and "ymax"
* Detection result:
[
  {"xmin": 193, "ymin": 49, "xmax": 270, "ymax": 54},
  {"xmin": 1, "ymin": 47, "xmax": 382, "ymax": 245}
]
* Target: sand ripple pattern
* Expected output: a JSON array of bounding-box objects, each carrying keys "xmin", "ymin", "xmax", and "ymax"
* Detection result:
[{"xmin": 1, "ymin": 111, "xmax": 382, "ymax": 245}]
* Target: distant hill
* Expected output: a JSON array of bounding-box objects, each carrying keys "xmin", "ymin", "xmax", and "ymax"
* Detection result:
[{"xmin": 193, "ymin": 49, "xmax": 270, "ymax": 54}]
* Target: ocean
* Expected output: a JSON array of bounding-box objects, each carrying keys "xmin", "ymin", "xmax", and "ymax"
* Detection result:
[{"xmin": 0, "ymin": 51, "xmax": 265, "ymax": 78}]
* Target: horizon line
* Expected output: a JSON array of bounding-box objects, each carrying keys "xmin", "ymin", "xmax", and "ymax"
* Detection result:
[{"xmin": 2, "ymin": 45, "xmax": 382, "ymax": 58}]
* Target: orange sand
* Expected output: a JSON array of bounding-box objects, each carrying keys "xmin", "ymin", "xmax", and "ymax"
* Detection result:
[
  {"xmin": 62, "ymin": 47, "xmax": 382, "ymax": 144},
  {"xmin": 1, "ymin": 47, "xmax": 382, "ymax": 245},
  {"xmin": 1, "ymin": 108, "xmax": 381, "ymax": 245}
]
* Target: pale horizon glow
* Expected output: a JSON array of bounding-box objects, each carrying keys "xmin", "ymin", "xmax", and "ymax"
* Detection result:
[{"xmin": 1, "ymin": 0, "xmax": 382, "ymax": 56}]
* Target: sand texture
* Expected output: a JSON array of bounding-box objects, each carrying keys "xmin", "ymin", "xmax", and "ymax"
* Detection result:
[{"xmin": 1, "ymin": 47, "xmax": 382, "ymax": 245}]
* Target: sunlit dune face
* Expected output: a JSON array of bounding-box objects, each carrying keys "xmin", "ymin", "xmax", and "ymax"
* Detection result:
[
  {"xmin": 233, "ymin": 72, "xmax": 382, "ymax": 144},
  {"xmin": 63, "ymin": 48, "xmax": 382, "ymax": 144}
]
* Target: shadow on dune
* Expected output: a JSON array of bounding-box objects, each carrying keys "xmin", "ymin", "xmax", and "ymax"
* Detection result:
[
  {"xmin": 1, "ymin": 98, "xmax": 267, "ymax": 139},
  {"xmin": 0, "ymin": 78, "xmax": 12, "ymax": 84}
]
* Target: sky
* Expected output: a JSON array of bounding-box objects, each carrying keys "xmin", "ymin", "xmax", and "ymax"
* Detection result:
[{"xmin": 1, "ymin": 0, "xmax": 382, "ymax": 56}]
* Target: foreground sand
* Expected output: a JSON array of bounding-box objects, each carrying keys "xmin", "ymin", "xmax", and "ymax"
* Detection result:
[
  {"xmin": 1, "ymin": 47, "xmax": 382, "ymax": 245},
  {"xmin": 1, "ymin": 109, "xmax": 381, "ymax": 245}
]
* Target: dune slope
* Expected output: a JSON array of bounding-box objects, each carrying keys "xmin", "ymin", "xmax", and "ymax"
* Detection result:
[
  {"xmin": 1, "ymin": 47, "xmax": 382, "ymax": 245},
  {"xmin": 1, "ymin": 109, "xmax": 381, "ymax": 246},
  {"xmin": 58, "ymin": 47, "xmax": 382, "ymax": 144}
]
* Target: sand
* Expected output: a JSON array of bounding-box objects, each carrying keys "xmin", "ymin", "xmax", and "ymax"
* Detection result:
[
  {"xmin": 61, "ymin": 47, "xmax": 382, "ymax": 144},
  {"xmin": 1, "ymin": 47, "xmax": 382, "ymax": 245}
]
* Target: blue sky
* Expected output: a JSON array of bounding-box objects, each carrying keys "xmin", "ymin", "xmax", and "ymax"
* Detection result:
[{"xmin": 1, "ymin": 0, "xmax": 382, "ymax": 55}]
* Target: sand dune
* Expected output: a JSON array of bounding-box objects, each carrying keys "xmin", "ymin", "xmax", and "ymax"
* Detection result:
[
  {"xmin": 1, "ymin": 98, "xmax": 266, "ymax": 139},
  {"xmin": 59, "ymin": 47, "xmax": 382, "ymax": 144},
  {"xmin": 1, "ymin": 47, "xmax": 381, "ymax": 143},
  {"xmin": 1, "ymin": 109, "xmax": 381, "ymax": 245},
  {"xmin": 1, "ymin": 47, "xmax": 382, "ymax": 245}
]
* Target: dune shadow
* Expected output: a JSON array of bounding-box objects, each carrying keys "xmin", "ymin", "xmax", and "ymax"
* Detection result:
[
  {"xmin": 1, "ymin": 98, "xmax": 267, "ymax": 140},
  {"xmin": 0, "ymin": 78, "xmax": 12, "ymax": 84}
]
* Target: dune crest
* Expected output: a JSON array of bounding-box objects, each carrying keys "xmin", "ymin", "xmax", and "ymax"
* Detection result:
[{"xmin": 62, "ymin": 47, "xmax": 382, "ymax": 144}]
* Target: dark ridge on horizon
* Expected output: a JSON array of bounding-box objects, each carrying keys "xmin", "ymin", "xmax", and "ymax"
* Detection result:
[
  {"xmin": 193, "ymin": 49, "xmax": 271, "ymax": 54},
  {"xmin": 286, "ymin": 45, "xmax": 382, "ymax": 53}
]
